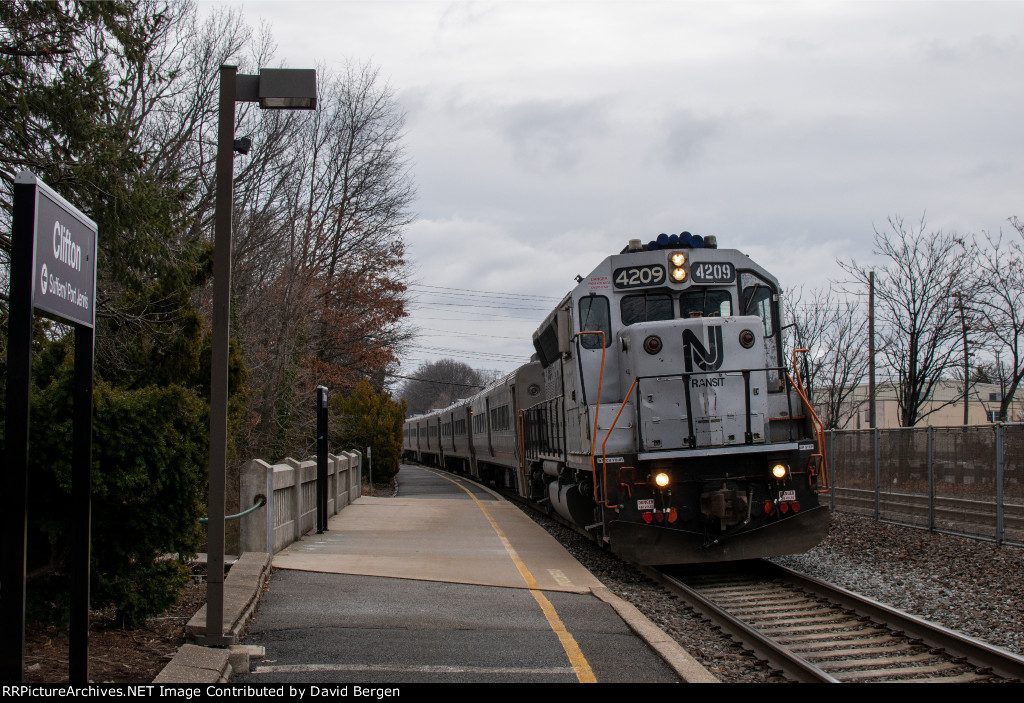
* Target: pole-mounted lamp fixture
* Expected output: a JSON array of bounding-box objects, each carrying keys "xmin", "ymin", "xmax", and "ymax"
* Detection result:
[
  {"xmin": 240, "ymin": 68, "xmax": 318, "ymax": 109},
  {"xmin": 201, "ymin": 65, "xmax": 316, "ymax": 647}
]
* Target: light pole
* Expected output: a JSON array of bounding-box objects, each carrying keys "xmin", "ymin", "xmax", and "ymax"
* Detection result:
[{"xmin": 201, "ymin": 65, "xmax": 316, "ymax": 646}]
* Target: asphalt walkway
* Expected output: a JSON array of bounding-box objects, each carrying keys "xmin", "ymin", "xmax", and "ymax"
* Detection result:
[{"xmin": 233, "ymin": 464, "xmax": 715, "ymax": 684}]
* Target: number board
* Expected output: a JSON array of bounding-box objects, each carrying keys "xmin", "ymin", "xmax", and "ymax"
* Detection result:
[
  {"xmin": 613, "ymin": 264, "xmax": 666, "ymax": 289},
  {"xmin": 690, "ymin": 261, "xmax": 736, "ymax": 284}
]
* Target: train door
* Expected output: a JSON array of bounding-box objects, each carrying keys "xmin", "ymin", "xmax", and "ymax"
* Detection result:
[
  {"xmin": 485, "ymin": 397, "xmax": 494, "ymax": 457},
  {"xmin": 448, "ymin": 412, "xmax": 455, "ymax": 454},
  {"xmin": 466, "ymin": 406, "xmax": 477, "ymax": 477},
  {"xmin": 435, "ymin": 416, "xmax": 443, "ymax": 466},
  {"xmin": 416, "ymin": 421, "xmax": 423, "ymax": 461}
]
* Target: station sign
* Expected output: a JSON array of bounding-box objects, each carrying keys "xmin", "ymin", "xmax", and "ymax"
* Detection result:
[
  {"xmin": 5, "ymin": 171, "xmax": 98, "ymax": 683},
  {"xmin": 18, "ymin": 172, "xmax": 98, "ymax": 328}
]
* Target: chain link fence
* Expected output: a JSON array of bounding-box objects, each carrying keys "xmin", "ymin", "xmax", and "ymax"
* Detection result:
[{"xmin": 825, "ymin": 423, "xmax": 1024, "ymax": 547}]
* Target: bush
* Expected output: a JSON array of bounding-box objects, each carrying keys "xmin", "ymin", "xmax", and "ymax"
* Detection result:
[
  {"xmin": 330, "ymin": 378, "xmax": 406, "ymax": 485},
  {"xmin": 18, "ymin": 338, "xmax": 208, "ymax": 628}
]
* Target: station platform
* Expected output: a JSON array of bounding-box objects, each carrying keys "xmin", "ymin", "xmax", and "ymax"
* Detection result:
[{"xmin": 234, "ymin": 463, "xmax": 716, "ymax": 684}]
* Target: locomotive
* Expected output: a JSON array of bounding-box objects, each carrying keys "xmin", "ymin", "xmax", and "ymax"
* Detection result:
[{"xmin": 403, "ymin": 233, "xmax": 831, "ymax": 565}]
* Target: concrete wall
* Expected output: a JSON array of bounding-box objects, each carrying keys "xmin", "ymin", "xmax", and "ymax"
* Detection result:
[{"xmin": 239, "ymin": 450, "xmax": 362, "ymax": 555}]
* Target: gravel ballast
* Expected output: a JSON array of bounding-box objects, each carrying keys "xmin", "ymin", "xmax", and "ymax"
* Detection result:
[
  {"xmin": 773, "ymin": 512, "xmax": 1024, "ymax": 658},
  {"xmin": 522, "ymin": 508, "xmax": 1024, "ymax": 683}
]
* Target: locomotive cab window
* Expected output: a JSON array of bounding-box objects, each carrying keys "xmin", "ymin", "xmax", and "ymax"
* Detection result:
[
  {"xmin": 679, "ymin": 289, "xmax": 732, "ymax": 319},
  {"xmin": 740, "ymin": 271, "xmax": 783, "ymax": 390},
  {"xmin": 578, "ymin": 295, "xmax": 611, "ymax": 349},
  {"xmin": 741, "ymin": 275, "xmax": 777, "ymax": 337},
  {"xmin": 621, "ymin": 293, "xmax": 673, "ymax": 326}
]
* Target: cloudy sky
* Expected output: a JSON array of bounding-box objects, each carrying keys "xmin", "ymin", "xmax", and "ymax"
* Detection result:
[{"xmin": 206, "ymin": 1, "xmax": 1024, "ymax": 376}]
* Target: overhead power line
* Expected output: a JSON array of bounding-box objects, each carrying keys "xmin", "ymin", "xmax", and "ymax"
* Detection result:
[
  {"xmin": 386, "ymin": 372, "xmax": 485, "ymax": 389},
  {"xmin": 410, "ymin": 284, "xmax": 561, "ymax": 302}
]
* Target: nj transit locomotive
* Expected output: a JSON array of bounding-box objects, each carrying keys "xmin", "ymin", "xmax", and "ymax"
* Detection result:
[{"xmin": 403, "ymin": 233, "xmax": 830, "ymax": 565}]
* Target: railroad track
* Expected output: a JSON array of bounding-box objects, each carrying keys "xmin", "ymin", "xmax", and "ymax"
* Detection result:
[
  {"xmin": 444, "ymin": 467, "xmax": 1024, "ymax": 682},
  {"xmin": 643, "ymin": 560, "xmax": 1024, "ymax": 683},
  {"xmin": 831, "ymin": 487, "xmax": 1024, "ymax": 541}
]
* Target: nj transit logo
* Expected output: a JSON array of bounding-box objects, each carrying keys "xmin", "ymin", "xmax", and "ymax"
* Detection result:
[{"xmin": 682, "ymin": 326, "xmax": 724, "ymax": 372}]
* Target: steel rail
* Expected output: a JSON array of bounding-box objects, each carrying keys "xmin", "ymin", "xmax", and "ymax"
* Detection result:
[
  {"xmin": 638, "ymin": 564, "xmax": 839, "ymax": 682},
  {"xmin": 772, "ymin": 562, "xmax": 1024, "ymax": 681},
  {"xmin": 648, "ymin": 560, "xmax": 1024, "ymax": 683}
]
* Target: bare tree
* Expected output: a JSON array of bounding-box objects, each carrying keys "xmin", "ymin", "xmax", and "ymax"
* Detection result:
[
  {"xmin": 839, "ymin": 215, "xmax": 971, "ymax": 426},
  {"xmin": 400, "ymin": 359, "xmax": 488, "ymax": 416},
  {"xmin": 787, "ymin": 286, "xmax": 868, "ymax": 429},
  {"xmin": 1, "ymin": 1, "xmax": 416, "ymax": 461},
  {"xmin": 226, "ymin": 61, "xmax": 417, "ymax": 458},
  {"xmin": 970, "ymin": 217, "xmax": 1024, "ymax": 421}
]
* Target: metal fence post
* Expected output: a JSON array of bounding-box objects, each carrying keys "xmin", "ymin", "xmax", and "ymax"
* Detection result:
[
  {"xmin": 996, "ymin": 423, "xmax": 1004, "ymax": 547},
  {"xmin": 828, "ymin": 429, "xmax": 835, "ymax": 512},
  {"xmin": 927, "ymin": 426, "xmax": 934, "ymax": 533},
  {"xmin": 873, "ymin": 427, "xmax": 880, "ymax": 521}
]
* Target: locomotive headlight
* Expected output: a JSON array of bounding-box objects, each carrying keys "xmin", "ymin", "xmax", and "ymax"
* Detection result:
[
  {"xmin": 654, "ymin": 472, "xmax": 670, "ymax": 488},
  {"xmin": 771, "ymin": 463, "xmax": 788, "ymax": 479},
  {"xmin": 668, "ymin": 252, "xmax": 687, "ymax": 282}
]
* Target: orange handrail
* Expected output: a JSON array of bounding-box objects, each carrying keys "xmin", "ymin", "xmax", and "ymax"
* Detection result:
[
  {"xmin": 573, "ymin": 330, "xmax": 605, "ymax": 503},
  {"xmin": 601, "ymin": 377, "xmax": 638, "ymax": 508},
  {"xmin": 788, "ymin": 347, "xmax": 831, "ymax": 492}
]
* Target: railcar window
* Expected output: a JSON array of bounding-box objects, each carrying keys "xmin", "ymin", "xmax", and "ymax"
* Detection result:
[
  {"xmin": 621, "ymin": 293, "xmax": 673, "ymax": 326},
  {"xmin": 579, "ymin": 295, "xmax": 611, "ymax": 349},
  {"xmin": 679, "ymin": 290, "xmax": 732, "ymax": 319},
  {"xmin": 489, "ymin": 404, "xmax": 511, "ymax": 431}
]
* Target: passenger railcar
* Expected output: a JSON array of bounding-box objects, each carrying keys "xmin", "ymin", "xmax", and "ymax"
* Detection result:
[{"xmin": 404, "ymin": 232, "xmax": 830, "ymax": 565}]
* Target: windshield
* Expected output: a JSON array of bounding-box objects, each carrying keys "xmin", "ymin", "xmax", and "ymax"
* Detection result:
[
  {"xmin": 621, "ymin": 293, "xmax": 673, "ymax": 326},
  {"xmin": 680, "ymin": 289, "xmax": 732, "ymax": 319}
]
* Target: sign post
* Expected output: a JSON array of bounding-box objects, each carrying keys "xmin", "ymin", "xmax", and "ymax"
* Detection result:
[
  {"xmin": 2, "ymin": 171, "xmax": 97, "ymax": 683},
  {"xmin": 316, "ymin": 386, "xmax": 329, "ymax": 533}
]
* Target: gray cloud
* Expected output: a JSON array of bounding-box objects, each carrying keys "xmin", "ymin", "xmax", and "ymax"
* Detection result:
[
  {"xmin": 655, "ymin": 109, "xmax": 723, "ymax": 169},
  {"xmin": 496, "ymin": 98, "xmax": 610, "ymax": 173},
  {"xmin": 208, "ymin": 0, "xmax": 1024, "ymax": 372}
]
